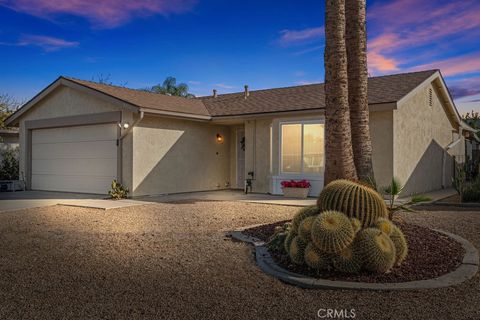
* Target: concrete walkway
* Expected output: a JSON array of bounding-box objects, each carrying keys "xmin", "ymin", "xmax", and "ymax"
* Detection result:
[
  {"xmin": 136, "ymin": 190, "xmax": 317, "ymax": 207},
  {"xmin": 0, "ymin": 191, "xmax": 151, "ymax": 212}
]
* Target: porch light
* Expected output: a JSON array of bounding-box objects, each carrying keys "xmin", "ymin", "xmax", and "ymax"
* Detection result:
[
  {"xmin": 118, "ymin": 122, "xmax": 130, "ymax": 129},
  {"xmin": 216, "ymin": 133, "xmax": 224, "ymax": 143}
]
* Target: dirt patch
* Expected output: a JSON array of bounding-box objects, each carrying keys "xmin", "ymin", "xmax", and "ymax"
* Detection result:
[{"xmin": 244, "ymin": 221, "xmax": 465, "ymax": 283}]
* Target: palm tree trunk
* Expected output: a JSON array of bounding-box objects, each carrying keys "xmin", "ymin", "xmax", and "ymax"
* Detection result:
[
  {"xmin": 346, "ymin": 0, "xmax": 374, "ymax": 182},
  {"xmin": 324, "ymin": 0, "xmax": 358, "ymax": 184}
]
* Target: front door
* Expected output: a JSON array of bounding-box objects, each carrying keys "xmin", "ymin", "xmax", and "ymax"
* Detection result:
[{"xmin": 236, "ymin": 128, "xmax": 245, "ymax": 188}]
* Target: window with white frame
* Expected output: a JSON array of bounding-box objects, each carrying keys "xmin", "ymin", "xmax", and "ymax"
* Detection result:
[{"xmin": 280, "ymin": 121, "xmax": 324, "ymax": 174}]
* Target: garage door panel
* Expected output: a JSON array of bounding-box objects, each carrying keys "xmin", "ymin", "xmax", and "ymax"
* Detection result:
[
  {"xmin": 32, "ymin": 158, "xmax": 117, "ymax": 177},
  {"xmin": 31, "ymin": 124, "xmax": 117, "ymax": 194},
  {"xmin": 32, "ymin": 141, "xmax": 117, "ymax": 160},
  {"xmin": 32, "ymin": 124, "xmax": 117, "ymax": 144},
  {"xmin": 31, "ymin": 174, "xmax": 114, "ymax": 195}
]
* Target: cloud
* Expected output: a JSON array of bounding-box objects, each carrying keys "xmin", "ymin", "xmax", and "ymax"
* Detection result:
[
  {"xmin": 188, "ymin": 80, "xmax": 202, "ymax": 85},
  {"xmin": 0, "ymin": 0, "xmax": 197, "ymax": 28},
  {"xmin": 0, "ymin": 34, "xmax": 79, "ymax": 51},
  {"xmin": 411, "ymin": 54, "xmax": 480, "ymax": 77},
  {"xmin": 448, "ymin": 77, "xmax": 480, "ymax": 99},
  {"xmin": 278, "ymin": 27, "xmax": 324, "ymax": 45},
  {"xmin": 366, "ymin": 0, "xmax": 480, "ymax": 75}
]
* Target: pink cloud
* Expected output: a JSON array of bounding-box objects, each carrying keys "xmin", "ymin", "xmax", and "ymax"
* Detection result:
[
  {"xmin": 411, "ymin": 54, "xmax": 480, "ymax": 77},
  {"xmin": 448, "ymin": 77, "xmax": 480, "ymax": 99},
  {"xmin": 366, "ymin": 0, "xmax": 480, "ymax": 75},
  {"xmin": 368, "ymin": 51, "xmax": 400, "ymax": 74},
  {"xmin": 0, "ymin": 0, "xmax": 197, "ymax": 28},
  {"xmin": 279, "ymin": 27, "xmax": 324, "ymax": 45},
  {"xmin": 0, "ymin": 34, "xmax": 79, "ymax": 52}
]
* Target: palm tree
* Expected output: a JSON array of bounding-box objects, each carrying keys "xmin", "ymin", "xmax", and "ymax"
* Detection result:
[
  {"xmin": 148, "ymin": 77, "xmax": 195, "ymax": 98},
  {"xmin": 324, "ymin": 0, "xmax": 358, "ymax": 184},
  {"xmin": 346, "ymin": 0, "xmax": 374, "ymax": 181}
]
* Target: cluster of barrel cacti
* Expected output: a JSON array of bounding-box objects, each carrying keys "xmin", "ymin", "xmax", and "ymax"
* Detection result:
[{"xmin": 272, "ymin": 179, "xmax": 408, "ymax": 274}]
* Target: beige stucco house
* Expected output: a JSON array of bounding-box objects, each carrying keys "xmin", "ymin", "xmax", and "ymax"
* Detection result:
[{"xmin": 5, "ymin": 70, "xmax": 474, "ymax": 196}]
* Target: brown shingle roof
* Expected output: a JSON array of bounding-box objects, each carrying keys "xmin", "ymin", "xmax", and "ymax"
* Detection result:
[
  {"xmin": 64, "ymin": 77, "xmax": 210, "ymax": 116},
  {"xmin": 63, "ymin": 70, "xmax": 437, "ymax": 118},
  {"xmin": 200, "ymin": 70, "xmax": 438, "ymax": 116}
]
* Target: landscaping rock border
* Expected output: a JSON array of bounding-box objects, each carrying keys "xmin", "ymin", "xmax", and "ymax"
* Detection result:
[{"xmin": 227, "ymin": 226, "xmax": 479, "ymax": 291}]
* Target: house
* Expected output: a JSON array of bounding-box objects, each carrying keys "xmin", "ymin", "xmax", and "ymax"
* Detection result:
[
  {"xmin": 0, "ymin": 128, "xmax": 19, "ymax": 163},
  {"xmin": 5, "ymin": 70, "xmax": 474, "ymax": 196}
]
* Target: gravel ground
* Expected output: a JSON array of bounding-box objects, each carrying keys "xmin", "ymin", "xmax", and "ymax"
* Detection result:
[{"xmin": 0, "ymin": 202, "xmax": 479, "ymax": 320}]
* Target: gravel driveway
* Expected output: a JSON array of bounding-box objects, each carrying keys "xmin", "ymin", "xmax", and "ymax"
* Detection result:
[{"xmin": 0, "ymin": 201, "xmax": 478, "ymax": 319}]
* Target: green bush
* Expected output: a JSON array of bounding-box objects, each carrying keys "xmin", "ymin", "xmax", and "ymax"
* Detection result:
[
  {"xmin": 0, "ymin": 147, "xmax": 19, "ymax": 180},
  {"xmin": 108, "ymin": 179, "xmax": 129, "ymax": 199},
  {"xmin": 411, "ymin": 194, "xmax": 432, "ymax": 203}
]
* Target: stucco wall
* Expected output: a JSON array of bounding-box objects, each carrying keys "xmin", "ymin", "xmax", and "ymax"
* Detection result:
[
  {"xmin": 131, "ymin": 115, "xmax": 230, "ymax": 196},
  {"xmin": 16, "ymin": 86, "xmax": 133, "ymax": 190},
  {"xmin": 239, "ymin": 111, "xmax": 394, "ymax": 196},
  {"xmin": 393, "ymin": 83, "xmax": 458, "ymax": 195},
  {"xmin": 369, "ymin": 111, "xmax": 394, "ymax": 189}
]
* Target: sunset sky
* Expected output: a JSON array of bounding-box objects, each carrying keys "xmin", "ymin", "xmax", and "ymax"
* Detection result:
[{"xmin": 0, "ymin": 0, "xmax": 479, "ymax": 113}]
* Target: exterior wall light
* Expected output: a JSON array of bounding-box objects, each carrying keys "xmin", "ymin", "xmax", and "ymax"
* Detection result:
[
  {"xmin": 118, "ymin": 122, "xmax": 130, "ymax": 129},
  {"xmin": 216, "ymin": 133, "xmax": 224, "ymax": 143}
]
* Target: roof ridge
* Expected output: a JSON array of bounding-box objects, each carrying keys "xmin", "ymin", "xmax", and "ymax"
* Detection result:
[
  {"xmin": 198, "ymin": 69, "xmax": 439, "ymax": 99},
  {"xmin": 62, "ymin": 76, "xmax": 196, "ymax": 102}
]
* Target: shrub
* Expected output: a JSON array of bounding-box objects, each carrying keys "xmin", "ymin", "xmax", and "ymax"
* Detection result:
[
  {"xmin": 317, "ymin": 179, "xmax": 388, "ymax": 227},
  {"xmin": 411, "ymin": 194, "xmax": 432, "ymax": 203},
  {"xmin": 267, "ymin": 223, "xmax": 291, "ymax": 253},
  {"xmin": 108, "ymin": 179, "xmax": 129, "ymax": 199},
  {"xmin": 311, "ymin": 210, "xmax": 355, "ymax": 253},
  {"xmin": 0, "ymin": 147, "xmax": 19, "ymax": 180}
]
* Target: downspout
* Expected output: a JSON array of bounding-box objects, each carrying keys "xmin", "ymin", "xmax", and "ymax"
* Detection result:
[
  {"xmin": 118, "ymin": 111, "xmax": 144, "ymax": 186},
  {"xmin": 442, "ymin": 127, "xmax": 463, "ymax": 188}
]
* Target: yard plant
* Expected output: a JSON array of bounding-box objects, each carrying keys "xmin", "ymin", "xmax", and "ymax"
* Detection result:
[{"xmin": 273, "ymin": 179, "xmax": 408, "ymax": 274}]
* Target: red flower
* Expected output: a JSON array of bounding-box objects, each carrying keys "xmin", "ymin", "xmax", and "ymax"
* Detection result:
[{"xmin": 281, "ymin": 179, "xmax": 311, "ymax": 188}]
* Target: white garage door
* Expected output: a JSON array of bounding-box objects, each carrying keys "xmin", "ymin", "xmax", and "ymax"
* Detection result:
[{"xmin": 31, "ymin": 123, "xmax": 118, "ymax": 194}]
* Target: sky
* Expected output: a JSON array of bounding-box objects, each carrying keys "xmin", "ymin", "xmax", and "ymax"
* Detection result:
[{"xmin": 0, "ymin": 0, "xmax": 479, "ymax": 114}]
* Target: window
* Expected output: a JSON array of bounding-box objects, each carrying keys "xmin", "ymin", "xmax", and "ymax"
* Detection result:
[{"xmin": 281, "ymin": 121, "xmax": 324, "ymax": 174}]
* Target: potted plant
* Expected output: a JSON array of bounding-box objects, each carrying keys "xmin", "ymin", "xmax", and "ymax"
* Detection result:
[{"xmin": 281, "ymin": 179, "xmax": 311, "ymax": 198}]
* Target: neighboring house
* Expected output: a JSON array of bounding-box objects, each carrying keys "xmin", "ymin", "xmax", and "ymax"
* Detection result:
[
  {"xmin": 0, "ymin": 128, "xmax": 19, "ymax": 163},
  {"xmin": 5, "ymin": 70, "xmax": 474, "ymax": 196}
]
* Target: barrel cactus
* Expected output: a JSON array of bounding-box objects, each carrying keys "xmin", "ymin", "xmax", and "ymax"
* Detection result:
[
  {"xmin": 291, "ymin": 206, "xmax": 319, "ymax": 232},
  {"xmin": 354, "ymin": 228, "xmax": 396, "ymax": 273},
  {"xmin": 311, "ymin": 210, "xmax": 355, "ymax": 253},
  {"xmin": 350, "ymin": 218, "xmax": 362, "ymax": 234},
  {"xmin": 374, "ymin": 218, "xmax": 394, "ymax": 235},
  {"xmin": 304, "ymin": 243, "xmax": 331, "ymax": 270},
  {"xmin": 390, "ymin": 225, "xmax": 408, "ymax": 265},
  {"xmin": 332, "ymin": 245, "xmax": 362, "ymax": 274},
  {"xmin": 289, "ymin": 236, "xmax": 308, "ymax": 265},
  {"xmin": 317, "ymin": 179, "xmax": 388, "ymax": 227},
  {"xmin": 284, "ymin": 231, "xmax": 297, "ymax": 254},
  {"xmin": 298, "ymin": 216, "xmax": 316, "ymax": 242}
]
